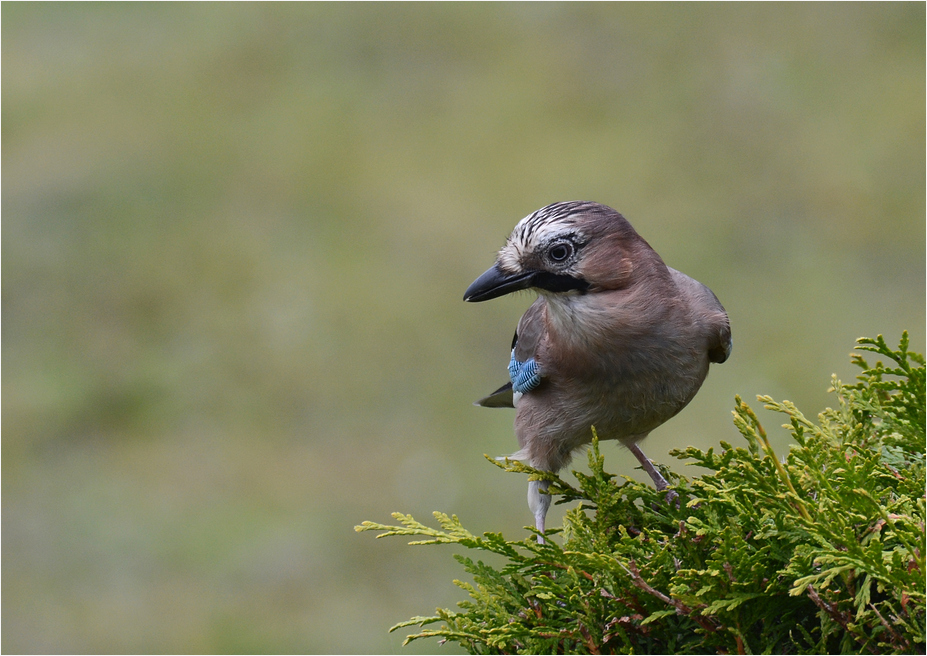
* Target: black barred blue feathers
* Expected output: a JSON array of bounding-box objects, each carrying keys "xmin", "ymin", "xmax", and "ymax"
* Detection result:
[{"xmin": 508, "ymin": 354, "xmax": 541, "ymax": 395}]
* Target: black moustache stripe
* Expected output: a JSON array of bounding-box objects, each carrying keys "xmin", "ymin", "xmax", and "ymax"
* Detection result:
[{"xmin": 532, "ymin": 272, "xmax": 590, "ymax": 294}]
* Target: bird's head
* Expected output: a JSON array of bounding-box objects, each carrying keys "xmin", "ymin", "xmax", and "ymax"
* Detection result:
[{"xmin": 464, "ymin": 201, "xmax": 659, "ymax": 302}]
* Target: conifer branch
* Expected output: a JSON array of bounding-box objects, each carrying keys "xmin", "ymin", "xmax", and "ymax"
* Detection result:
[{"xmin": 359, "ymin": 334, "xmax": 926, "ymax": 654}]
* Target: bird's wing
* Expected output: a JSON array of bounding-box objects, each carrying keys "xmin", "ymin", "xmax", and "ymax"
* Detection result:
[
  {"xmin": 708, "ymin": 311, "xmax": 732, "ymax": 364},
  {"xmin": 475, "ymin": 298, "xmax": 547, "ymax": 408},
  {"xmin": 513, "ymin": 297, "xmax": 546, "ymax": 363},
  {"xmin": 669, "ymin": 268, "xmax": 732, "ymax": 364}
]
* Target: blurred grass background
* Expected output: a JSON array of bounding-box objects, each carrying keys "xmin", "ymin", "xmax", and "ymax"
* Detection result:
[{"xmin": 2, "ymin": 3, "xmax": 924, "ymax": 653}]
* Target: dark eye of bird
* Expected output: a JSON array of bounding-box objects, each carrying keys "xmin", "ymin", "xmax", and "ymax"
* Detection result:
[{"xmin": 548, "ymin": 242, "xmax": 573, "ymax": 263}]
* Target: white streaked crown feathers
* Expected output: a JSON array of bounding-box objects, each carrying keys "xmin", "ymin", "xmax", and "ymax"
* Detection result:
[{"xmin": 497, "ymin": 202, "xmax": 593, "ymax": 273}]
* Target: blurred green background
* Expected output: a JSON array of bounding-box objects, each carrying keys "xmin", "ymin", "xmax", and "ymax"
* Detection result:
[{"xmin": 3, "ymin": 3, "xmax": 924, "ymax": 653}]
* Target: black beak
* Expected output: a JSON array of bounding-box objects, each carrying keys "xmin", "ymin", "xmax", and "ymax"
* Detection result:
[
  {"xmin": 464, "ymin": 263, "xmax": 592, "ymax": 302},
  {"xmin": 463, "ymin": 263, "xmax": 536, "ymax": 302}
]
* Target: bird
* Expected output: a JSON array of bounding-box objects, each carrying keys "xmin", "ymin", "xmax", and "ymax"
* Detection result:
[{"xmin": 464, "ymin": 201, "xmax": 731, "ymax": 541}]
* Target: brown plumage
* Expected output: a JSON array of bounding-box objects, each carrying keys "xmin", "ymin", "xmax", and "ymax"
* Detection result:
[{"xmin": 465, "ymin": 201, "xmax": 731, "ymax": 541}]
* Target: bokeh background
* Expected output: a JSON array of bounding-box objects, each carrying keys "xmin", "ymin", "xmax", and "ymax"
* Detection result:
[{"xmin": 3, "ymin": 3, "xmax": 924, "ymax": 653}]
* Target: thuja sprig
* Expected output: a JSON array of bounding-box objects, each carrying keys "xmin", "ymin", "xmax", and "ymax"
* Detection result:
[{"xmin": 358, "ymin": 334, "xmax": 925, "ymax": 654}]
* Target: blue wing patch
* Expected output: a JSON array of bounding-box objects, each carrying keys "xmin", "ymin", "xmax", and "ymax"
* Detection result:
[{"xmin": 508, "ymin": 351, "xmax": 541, "ymax": 394}]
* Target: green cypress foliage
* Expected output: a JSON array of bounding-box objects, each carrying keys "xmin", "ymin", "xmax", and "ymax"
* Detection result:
[{"xmin": 357, "ymin": 334, "xmax": 925, "ymax": 654}]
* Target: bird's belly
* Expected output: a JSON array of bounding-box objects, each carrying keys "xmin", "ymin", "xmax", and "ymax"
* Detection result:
[
  {"xmin": 558, "ymin": 379, "xmax": 687, "ymax": 440},
  {"xmin": 514, "ymin": 351, "xmax": 709, "ymax": 470}
]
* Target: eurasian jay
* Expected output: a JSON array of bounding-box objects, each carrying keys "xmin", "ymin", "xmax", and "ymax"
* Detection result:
[{"xmin": 464, "ymin": 201, "xmax": 731, "ymax": 541}]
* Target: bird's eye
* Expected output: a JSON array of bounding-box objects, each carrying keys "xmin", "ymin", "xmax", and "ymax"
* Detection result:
[{"xmin": 547, "ymin": 242, "xmax": 573, "ymax": 263}]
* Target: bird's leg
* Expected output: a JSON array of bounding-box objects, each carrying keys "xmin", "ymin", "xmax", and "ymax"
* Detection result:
[
  {"xmin": 628, "ymin": 443, "xmax": 678, "ymax": 505},
  {"xmin": 628, "ymin": 443, "xmax": 668, "ymax": 489},
  {"xmin": 527, "ymin": 479, "xmax": 551, "ymax": 543}
]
